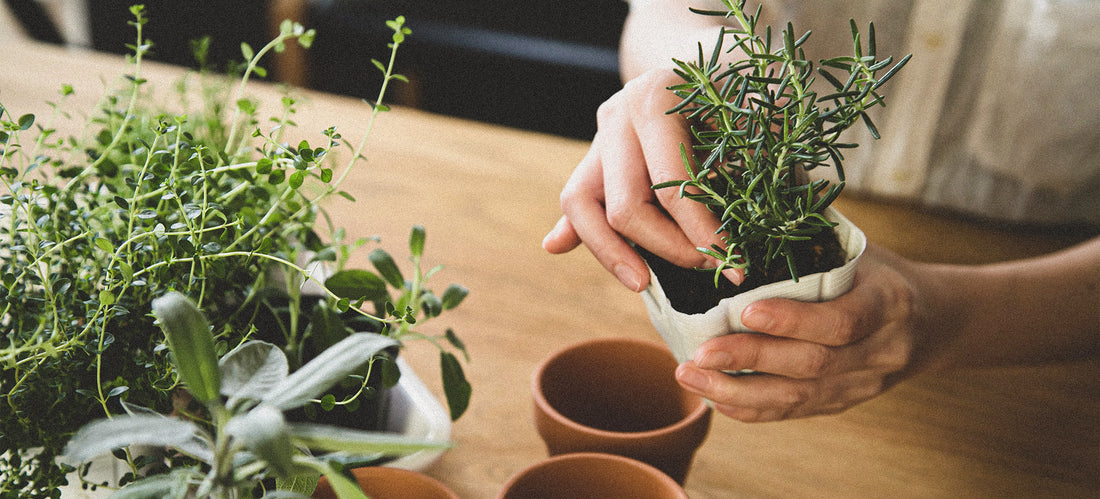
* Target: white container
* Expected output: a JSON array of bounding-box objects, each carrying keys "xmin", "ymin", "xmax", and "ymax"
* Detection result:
[
  {"xmin": 641, "ymin": 207, "xmax": 866, "ymax": 364},
  {"xmin": 57, "ymin": 358, "xmax": 451, "ymax": 497}
]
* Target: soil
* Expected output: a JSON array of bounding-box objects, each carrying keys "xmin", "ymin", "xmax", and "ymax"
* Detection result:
[{"xmin": 638, "ymin": 228, "xmax": 847, "ymax": 314}]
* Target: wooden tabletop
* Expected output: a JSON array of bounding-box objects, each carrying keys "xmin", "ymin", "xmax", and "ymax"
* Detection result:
[{"xmin": 3, "ymin": 39, "xmax": 1097, "ymax": 498}]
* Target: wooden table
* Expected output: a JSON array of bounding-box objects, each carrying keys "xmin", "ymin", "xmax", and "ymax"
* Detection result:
[{"xmin": 3, "ymin": 38, "xmax": 1097, "ymax": 498}]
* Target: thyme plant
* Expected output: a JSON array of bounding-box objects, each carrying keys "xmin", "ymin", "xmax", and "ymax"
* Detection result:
[
  {"xmin": 1, "ymin": 7, "xmax": 468, "ymax": 496},
  {"xmin": 654, "ymin": 0, "xmax": 910, "ymax": 285}
]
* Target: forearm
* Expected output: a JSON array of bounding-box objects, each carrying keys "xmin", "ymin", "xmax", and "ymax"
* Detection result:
[
  {"xmin": 921, "ymin": 237, "xmax": 1100, "ymax": 369},
  {"xmin": 619, "ymin": 0, "xmax": 732, "ymax": 82}
]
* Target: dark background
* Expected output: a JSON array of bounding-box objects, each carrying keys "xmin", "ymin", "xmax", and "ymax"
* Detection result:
[{"xmin": 8, "ymin": 0, "xmax": 628, "ymax": 140}]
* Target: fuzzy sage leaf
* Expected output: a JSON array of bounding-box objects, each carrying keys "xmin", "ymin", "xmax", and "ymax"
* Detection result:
[
  {"xmin": 219, "ymin": 340, "xmax": 289, "ymax": 405},
  {"xmin": 263, "ymin": 332, "xmax": 398, "ymax": 410},
  {"xmin": 224, "ymin": 405, "xmax": 296, "ymax": 478},
  {"xmin": 61, "ymin": 415, "xmax": 203, "ymax": 466},
  {"xmin": 152, "ymin": 291, "xmax": 221, "ymax": 403},
  {"xmin": 1, "ymin": 11, "xmax": 470, "ymax": 493},
  {"xmin": 287, "ymin": 423, "xmax": 450, "ymax": 455}
]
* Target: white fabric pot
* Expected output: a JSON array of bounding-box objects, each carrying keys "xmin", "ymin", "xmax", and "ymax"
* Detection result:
[{"xmin": 641, "ymin": 207, "xmax": 867, "ymax": 364}]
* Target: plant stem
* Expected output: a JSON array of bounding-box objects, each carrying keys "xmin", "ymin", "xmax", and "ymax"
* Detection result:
[
  {"xmin": 333, "ymin": 31, "xmax": 405, "ymax": 191},
  {"xmin": 222, "ymin": 35, "xmax": 292, "ymax": 160},
  {"xmin": 131, "ymin": 250, "xmax": 390, "ymax": 324},
  {"xmin": 59, "ymin": 13, "xmax": 148, "ymax": 196}
]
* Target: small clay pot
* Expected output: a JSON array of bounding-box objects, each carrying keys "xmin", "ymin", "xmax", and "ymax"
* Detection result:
[
  {"xmin": 498, "ymin": 452, "xmax": 689, "ymax": 499},
  {"xmin": 532, "ymin": 337, "xmax": 711, "ymax": 484},
  {"xmin": 312, "ymin": 466, "xmax": 458, "ymax": 499}
]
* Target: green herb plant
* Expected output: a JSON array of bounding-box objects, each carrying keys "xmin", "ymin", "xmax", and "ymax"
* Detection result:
[
  {"xmin": 62, "ymin": 292, "xmax": 447, "ymax": 499},
  {"xmin": 0, "ymin": 6, "xmax": 469, "ymax": 496},
  {"xmin": 654, "ymin": 0, "xmax": 910, "ymax": 285}
]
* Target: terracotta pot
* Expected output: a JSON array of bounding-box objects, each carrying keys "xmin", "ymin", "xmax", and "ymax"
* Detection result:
[
  {"xmin": 641, "ymin": 206, "xmax": 867, "ymax": 365},
  {"xmin": 313, "ymin": 466, "xmax": 458, "ymax": 499},
  {"xmin": 498, "ymin": 452, "xmax": 688, "ymax": 499},
  {"xmin": 532, "ymin": 337, "xmax": 711, "ymax": 484}
]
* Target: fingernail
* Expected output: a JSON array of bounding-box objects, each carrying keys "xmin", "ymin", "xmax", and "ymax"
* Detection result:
[
  {"xmin": 722, "ymin": 267, "xmax": 745, "ymax": 286},
  {"xmin": 695, "ymin": 350, "xmax": 732, "ymax": 370},
  {"xmin": 676, "ymin": 363, "xmax": 706, "ymax": 392},
  {"xmin": 742, "ymin": 307, "xmax": 774, "ymax": 331},
  {"xmin": 540, "ymin": 231, "xmax": 555, "ymax": 251},
  {"xmin": 613, "ymin": 263, "xmax": 644, "ymax": 292}
]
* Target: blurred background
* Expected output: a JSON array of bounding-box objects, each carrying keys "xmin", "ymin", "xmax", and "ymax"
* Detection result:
[{"xmin": 2, "ymin": 0, "xmax": 629, "ymax": 140}]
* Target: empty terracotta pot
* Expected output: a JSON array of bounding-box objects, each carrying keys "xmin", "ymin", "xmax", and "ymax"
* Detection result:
[
  {"xmin": 532, "ymin": 337, "xmax": 712, "ymax": 484},
  {"xmin": 312, "ymin": 466, "xmax": 458, "ymax": 499},
  {"xmin": 498, "ymin": 452, "xmax": 688, "ymax": 499}
]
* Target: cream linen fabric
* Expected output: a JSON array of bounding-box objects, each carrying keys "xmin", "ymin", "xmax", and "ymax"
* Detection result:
[{"xmin": 630, "ymin": 0, "xmax": 1100, "ymax": 225}]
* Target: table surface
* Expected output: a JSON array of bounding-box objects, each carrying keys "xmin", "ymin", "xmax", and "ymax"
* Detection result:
[{"xmin": 3, "ymin": 38, "xmax": 1098, "ymax": 498}]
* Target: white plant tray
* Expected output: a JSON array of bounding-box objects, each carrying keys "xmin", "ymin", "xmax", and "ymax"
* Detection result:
[
  {"xmin": 383, "ymin": 358, "xmax": 452, "ymax": 471},
  {"xmin": 641, "ymin": 207, "xmax": 866, "ymax": 364},
  {"xmin": 57, "ymin": 358, "xmax": 451, "ymax": 497}
]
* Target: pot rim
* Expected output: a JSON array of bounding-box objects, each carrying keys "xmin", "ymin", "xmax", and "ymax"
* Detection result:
[
  {"xmin": 498, "ymin": 452, "xmax": 689, "ymax": 499},
  {"xmin": 315, "ymin": 465, "xmax": 460, "ymax": 499},
  {"xmin": 531, "ymin": 337, "xmax": 711, "ymax": 440}
]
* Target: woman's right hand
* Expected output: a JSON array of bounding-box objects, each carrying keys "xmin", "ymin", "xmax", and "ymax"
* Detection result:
[{"xmin": 542, "ymin": 69, "xmax": 743, "ymax": 292}]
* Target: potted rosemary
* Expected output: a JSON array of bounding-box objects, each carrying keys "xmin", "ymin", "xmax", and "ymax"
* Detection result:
[
  {"xmin": 639, "ymin": 0, "xmax": 909, "ymax": 363},
  {"xmin": 0, "ymin": 7, "xmax": 469, "ymax": 496}
]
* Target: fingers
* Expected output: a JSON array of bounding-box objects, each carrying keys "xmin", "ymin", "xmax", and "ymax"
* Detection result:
[
  {"xmin": 695, "ymin": 289, "xmax": 875, "ymax": 378},
  {"xmin": 674, "ymin": 251, "xmax": 923, "ymax": 421},
  {"xmin": 599, "ymin": 82, "xmax": 703, "ymax": 268},
  {"xmin": 555, "ymin": 148, "xmax": 651, "ymax": 292},
  {"xmin": 691, "ymin": 332, "xmax": 864, "ymax": 379},
  {"xmin": 676, "ymin": 362, "xmax": 885, "ymax": 422},
  {"xmin": 742, "ymin": 297, "xmax": 873, "ymax": 347},
  {"xmin": 542, "ymin": 215, "xmax": 581, "ymax": 254},
  {"xmin": 625, "ymin": 73, "xmax": 729, "ymax": 269},
  {"xmin": 543, "ymin": 68, "xmax": 748, "ymax": 290},
  {"xmin": 741, "ymin": 256, "xmax": 910, "ymax": 347},
  {"xmin": 545, "ymin": 71, "xmax": 702, "ymax": 292},
  {"xmin": 691, "ymin": 285, "xmax": 909, "ymax": 377}
]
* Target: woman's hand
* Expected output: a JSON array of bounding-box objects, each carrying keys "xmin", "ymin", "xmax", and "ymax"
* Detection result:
[
  {"xmin": 542, "ymin": 69, "xmax": 742, "ymax": 291},
  {"xmin": 674, "ymin": 244, "xmax": 949, "ymax": 422},
  {"xmin": 673, "ymin": 236, "xmax": 1100, "ymax": 422}
]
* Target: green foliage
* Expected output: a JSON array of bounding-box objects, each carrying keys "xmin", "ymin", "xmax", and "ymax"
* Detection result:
[
  {"xmin": 155, "ymin": 293, "xmax": 221, "ymax": 404},
  {"xmin": 0, "ymin": 7, "xmax": 468, "ymax": 496},
  {"xmin": 655, "ymin": 0, "xmax": 909, "ymax": 283},
  {"xmin": 61, "ymin": 292, "xmax": 448, "ymax": 499}
]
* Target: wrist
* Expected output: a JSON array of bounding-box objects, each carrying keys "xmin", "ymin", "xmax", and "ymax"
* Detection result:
[
  {"xmin": 894, "ymin": 258, "xmax": 974, "ymax": 373},
  {"xmin": 618, "ymin": 1, "xmax": 728, "ymax": 82}
]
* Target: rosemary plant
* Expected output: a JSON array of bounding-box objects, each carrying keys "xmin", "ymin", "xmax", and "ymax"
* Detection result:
[
  {"xmin": 0, "ymin": 7, "xmax": 468, "ymax": 496},
  {"xmin": 654, "ymin": 0, "xmax": 910, "ymax": 285}
]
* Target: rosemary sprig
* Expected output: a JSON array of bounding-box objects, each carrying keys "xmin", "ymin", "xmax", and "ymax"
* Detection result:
[{"xmin": 653, "ymin": 0, "xmax": 909, "ymax": 284}]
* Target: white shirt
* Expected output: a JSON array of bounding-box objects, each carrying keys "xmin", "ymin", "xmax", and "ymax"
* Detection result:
[{"xmin": 636, "ymin": 0, "xmax": 1100, "ymax": 226}]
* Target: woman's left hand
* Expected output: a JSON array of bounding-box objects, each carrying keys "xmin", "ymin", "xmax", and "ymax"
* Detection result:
[{"xmin": 673, "ymin": 243, "xmax": 947, "ymax": 422}]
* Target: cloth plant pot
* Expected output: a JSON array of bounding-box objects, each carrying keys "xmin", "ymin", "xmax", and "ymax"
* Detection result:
[{"xmin": 641, "ymin": 207, "xmax": 867, "ymax": 364}]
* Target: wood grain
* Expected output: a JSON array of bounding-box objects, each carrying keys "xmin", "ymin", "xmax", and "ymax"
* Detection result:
[{"xmin": 3, "ymin": 39, "xmax": 1096, "ymax": 499}]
